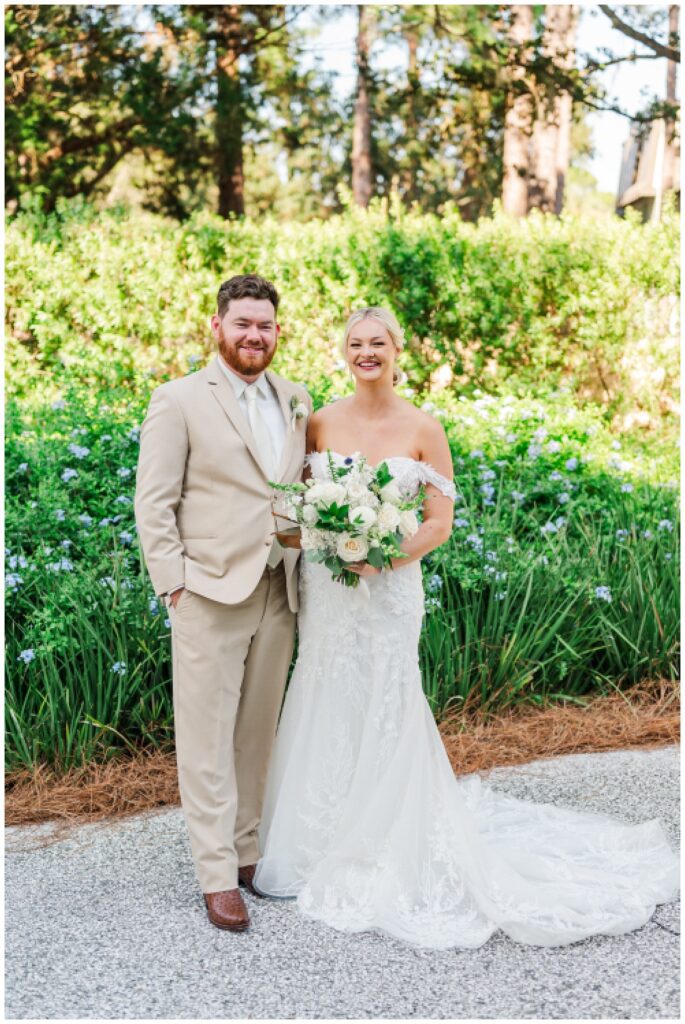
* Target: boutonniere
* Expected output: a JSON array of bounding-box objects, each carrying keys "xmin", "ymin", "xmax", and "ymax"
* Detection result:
[{"xmin": 290, "ymin": 395, "xmax": 308, "ymax": 432}]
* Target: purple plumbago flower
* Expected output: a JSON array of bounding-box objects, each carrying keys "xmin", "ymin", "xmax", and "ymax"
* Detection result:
[{"xmin": 68, "ymin": 444, "xmax": 90, "ymax": 459}]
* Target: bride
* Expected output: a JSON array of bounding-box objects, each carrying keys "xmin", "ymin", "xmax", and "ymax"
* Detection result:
[{"xmin": 252, "ymin": 306, "xmax": 679, "ymax": 949}]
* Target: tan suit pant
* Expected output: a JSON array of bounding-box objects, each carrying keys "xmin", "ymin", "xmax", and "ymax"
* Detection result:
[{"xmin": 169, "ymin": 562, "xmax": 295, "ymax": 894}]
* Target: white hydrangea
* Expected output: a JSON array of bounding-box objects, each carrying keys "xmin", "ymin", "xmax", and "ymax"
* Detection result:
[
  {"xmin": 300, "ymin": 526, "xmax": 319, "ymax": 551},
  {"xmin": 302, "ymin": 504, "xmax": 319, "ymax": 525}
]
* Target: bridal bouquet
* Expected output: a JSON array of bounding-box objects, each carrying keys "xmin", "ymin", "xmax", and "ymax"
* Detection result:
[{"xmin": 270, "ymin": 451, "xmax": 424, "ymax": 588}]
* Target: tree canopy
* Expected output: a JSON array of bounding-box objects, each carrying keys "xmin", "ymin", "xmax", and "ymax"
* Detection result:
[{"xmin": 5, "ymin": 3, "xmax": 679, "ymax": 220}]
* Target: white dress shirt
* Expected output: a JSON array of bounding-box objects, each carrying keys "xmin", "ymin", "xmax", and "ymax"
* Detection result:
[
  {"xmin": 217, "ymin": 354, "xmax": 287, "ymax": 468},
  {"xmin": 166, "ymin": 355, "xmax": 287, "ymax": 600}
]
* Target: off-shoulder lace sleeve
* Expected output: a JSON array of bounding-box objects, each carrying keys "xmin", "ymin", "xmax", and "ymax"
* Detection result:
[{"xmin": 418, "ymin": 463, "xmax": 458, "ymax": 500}]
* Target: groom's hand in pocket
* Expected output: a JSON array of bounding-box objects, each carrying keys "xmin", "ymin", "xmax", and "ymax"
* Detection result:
[{"xmin": 170, "ymin": 587, "xmax": 185, "ymax": 609}]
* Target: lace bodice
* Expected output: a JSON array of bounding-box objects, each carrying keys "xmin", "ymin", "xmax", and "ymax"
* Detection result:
[{"xmin": 304, "ymin": 451, "xmax": 458, "ymax": 501}]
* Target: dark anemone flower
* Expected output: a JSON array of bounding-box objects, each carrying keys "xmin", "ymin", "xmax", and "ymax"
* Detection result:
[{"xmin": 344, "ymin": 457, "xmax": 353, "ymax": 465}]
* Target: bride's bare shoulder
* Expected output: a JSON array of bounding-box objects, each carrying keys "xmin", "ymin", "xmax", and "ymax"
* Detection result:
[
  {"xmin": 311, "ymin": 396, "xmax": 353, "ymax": 425},
  {"xmin": 393, "ymin": 394, "xmax": 440, "ymax": 432},
  {"xmin": 306, "ymin": 397, "xmax": 352, "ymax": 450}
]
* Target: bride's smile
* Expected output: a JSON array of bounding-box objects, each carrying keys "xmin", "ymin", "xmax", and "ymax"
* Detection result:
[{"xmin": 347, "ymin": 318, "xmax": 395, "ymax": 386}]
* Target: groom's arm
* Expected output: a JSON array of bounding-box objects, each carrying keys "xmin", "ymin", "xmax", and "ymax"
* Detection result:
[{"xmin": 134, "ymin": 385, "xmax": 188, "ymax": 598}]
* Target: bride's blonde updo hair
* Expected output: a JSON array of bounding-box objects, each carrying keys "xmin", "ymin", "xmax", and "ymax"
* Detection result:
[{"xmin": 341, "ymin": 307, "xmax": 408, "ymax": 387}]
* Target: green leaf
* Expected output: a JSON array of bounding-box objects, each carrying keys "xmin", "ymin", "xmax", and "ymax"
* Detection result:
[{"xmin": 366, "ymin": 546, "xmax": 385, "ymax": 569}]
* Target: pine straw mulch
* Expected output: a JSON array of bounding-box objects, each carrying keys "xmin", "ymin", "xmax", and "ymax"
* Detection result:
[
  {"xmin": 5, "ymin": 678, "xmax": 680, "ymax": 842},
  {"xmin": 438, "ymin": 675, "xmax": 679, "ymax": 775}
]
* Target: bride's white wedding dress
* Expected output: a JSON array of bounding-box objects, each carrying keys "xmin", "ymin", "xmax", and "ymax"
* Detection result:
[{"xmin": 253, "ymin": 452, "xmax": 679, "ymax": 949}]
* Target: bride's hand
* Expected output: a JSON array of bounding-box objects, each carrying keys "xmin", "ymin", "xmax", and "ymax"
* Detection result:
[{"xmin": 346, "ymin": 562, "xmax": 382, "ymax": 577}]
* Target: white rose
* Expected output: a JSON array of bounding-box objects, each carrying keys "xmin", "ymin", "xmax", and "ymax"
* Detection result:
[
  {"xmin": 302, "ymin": 504, "xmax": 319, "ymax": 525},
  {"xmin": 379, "ymin": 481, "xmax": 402, "ymax": 504},
  {"xmin": 353, "ymin": 490, "xmax": 379, "ymax": 509},
  {"xmin": 336, "ymin": 533, "xmax": 369, "ymax": 562},
  {"xmin": 318, "ymin": 481, "xmax": 347, "ymax": 507},
  {"xmin": 346, "ymin": 479, "xmax": 375, "ymax": 504},
  {"xmin": 377, "ymin": 503, "xmax": 401, "ymax": 531},
  {"xmin": 398, "ymin": 509, "xmax": 419, "ymax": 538},
  {"xmin": 348, "ymin": 506, "xmax": 377, "ymax": 532}
]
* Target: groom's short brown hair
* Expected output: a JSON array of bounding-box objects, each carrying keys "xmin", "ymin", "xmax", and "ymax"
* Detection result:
[{"xmin": 217, "ymin": 274, "xmax": 280, "ymax": 318}]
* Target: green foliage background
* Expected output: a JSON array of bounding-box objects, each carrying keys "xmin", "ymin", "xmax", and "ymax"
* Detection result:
[
  {"xmin": 5, "ymin": 198, "xmax": 680, "ymax": 773},
  {"xmin": 7, "ymin": 194, "xmax": 679, "ymax": 434}
]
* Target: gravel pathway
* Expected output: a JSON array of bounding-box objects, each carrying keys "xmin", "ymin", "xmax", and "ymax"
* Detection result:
[{"xmin": 5, "ymin": 744, "xmax": 680, "ymax": 1020}]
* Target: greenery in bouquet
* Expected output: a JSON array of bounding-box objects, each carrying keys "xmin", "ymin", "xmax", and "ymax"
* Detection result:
[{"xmin": 270, "ymin": 451, "xmax": 426, "ymax": 588}]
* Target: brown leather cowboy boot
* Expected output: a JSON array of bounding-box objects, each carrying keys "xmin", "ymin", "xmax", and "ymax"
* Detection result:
[
  {"xmin": 238, "ymin": 863, "xmax": 263, "ymax": 898},
  {"xmin": 203, "ymin": 888, "xmax": 250, "ymax": 931}
]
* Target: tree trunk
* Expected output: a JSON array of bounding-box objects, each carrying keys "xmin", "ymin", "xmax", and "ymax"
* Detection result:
[
  {"xmin": 663, "ymin": 4, "xmax": 679, "ymax": 192},
  {"xmin": 402, "ymin": 26, "xmax": 419, "ymax": 201},
  {"xmin": 216, "ymin": 5, "xmax": 244, "ymax": 218},
  {"xmin": 528, "ymin": 5, "xmax": 577, "ymax": 214},
  {"xmin": 352, "ymin": 5, "xmax": 373, "ymax": 208},
  {"xmin": 553, "ymin": 5, "xmax": 577, "ymax": 213},
  {"xmin": 502, "ymin": 5, "xmax": 534, "ymax": 217}
]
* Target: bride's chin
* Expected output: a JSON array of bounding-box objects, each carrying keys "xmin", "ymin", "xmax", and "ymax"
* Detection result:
[{"xmin": 352, "ymin": 368, "xmax": 388, "ymax": 384}]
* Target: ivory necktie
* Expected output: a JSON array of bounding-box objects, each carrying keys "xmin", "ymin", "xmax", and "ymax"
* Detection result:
[{"xmin": 244, "ymin": 382, "xmax": 282, "ymax": 568}]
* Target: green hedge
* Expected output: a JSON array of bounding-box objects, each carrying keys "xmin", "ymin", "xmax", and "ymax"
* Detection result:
[{"xmin": 6, "ymin": 195, "xmax": 679, "ymax": 437}]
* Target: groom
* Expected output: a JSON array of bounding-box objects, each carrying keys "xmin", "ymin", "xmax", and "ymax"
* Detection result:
[{"xmin": 134, "ymin": 274, "xmax": 311, "ymax": 931}]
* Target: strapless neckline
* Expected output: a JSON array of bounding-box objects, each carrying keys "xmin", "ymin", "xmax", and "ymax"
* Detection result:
[
  {"xmin": 308, "ymin": 449, "xmax": 424, "ymax": 470},
  {"xmin": 305, "ymin": 450, "xmax": 459, "ymax": 501}
]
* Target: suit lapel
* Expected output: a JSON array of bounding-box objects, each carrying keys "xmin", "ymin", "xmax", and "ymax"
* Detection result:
[{"xmin": 206, "ymin": 356, "xmax": 271, "ymax": 480}]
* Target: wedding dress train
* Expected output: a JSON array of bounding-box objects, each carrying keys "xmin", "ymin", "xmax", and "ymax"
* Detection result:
[{"xmin": 253, "ymin": 452, "xmax": 679, "ymax": 949}]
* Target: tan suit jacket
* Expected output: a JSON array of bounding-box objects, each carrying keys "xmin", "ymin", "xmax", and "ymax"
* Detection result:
[{"xmin": 135, "ymin": 354, "xmax": 311, "ymax": 613}]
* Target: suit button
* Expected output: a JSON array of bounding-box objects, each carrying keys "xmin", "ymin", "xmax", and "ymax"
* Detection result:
[{"xmin": 265, "ymin": 540, "xmax": 271, "ymax": 546}]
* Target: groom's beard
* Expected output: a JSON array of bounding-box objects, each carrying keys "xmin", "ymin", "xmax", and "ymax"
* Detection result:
[{"xmin": 218, "ymin": 331, "xmax": 276, "ymax": 377}]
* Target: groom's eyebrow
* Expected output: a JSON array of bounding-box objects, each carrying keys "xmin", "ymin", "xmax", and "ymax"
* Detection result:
[{"xmin": 233, "ymin": 316, "xmax": 274, "ymax": 325}]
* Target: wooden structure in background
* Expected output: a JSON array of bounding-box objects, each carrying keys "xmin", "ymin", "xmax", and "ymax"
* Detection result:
[
  {"xmin": 617, "ymin": 5, "xmax": 680, "ymax": 222},
  {"xmin": 617, "ymin": 119, "xmax": 680, "ymax": 221}
]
